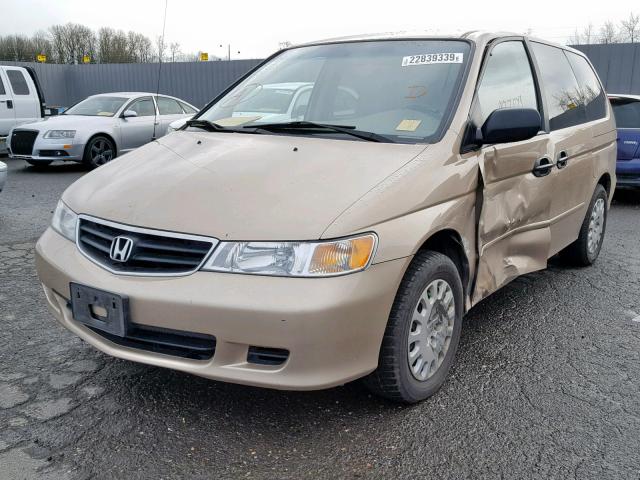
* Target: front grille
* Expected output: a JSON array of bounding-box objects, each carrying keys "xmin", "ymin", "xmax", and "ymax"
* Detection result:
[
  {"xmin": 89, "ymin": 324, "xmax": 216, "ymax": 360},
  {"xmin": 247, "ymin": 346, "xmax": 289, "ymax": 366},
  {"xmin": 77, "ymin": 216, "xmax": 218, "ymax": 276},
  {"xmin": 10, "ymin": 130, "xmax": 38, "ymax": 155}
]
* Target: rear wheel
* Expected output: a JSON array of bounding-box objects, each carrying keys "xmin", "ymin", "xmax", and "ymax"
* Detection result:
[
  {"xmin": 364, "ymin": 251, "xmax": 463, "ymax": 403},
  {"xmin": 561, "ymin": 184, "xmax": 608, "ymax": 266},
  {"xmin": 83, "ymin": 136, "xmax": 116, "ymax": 169}
]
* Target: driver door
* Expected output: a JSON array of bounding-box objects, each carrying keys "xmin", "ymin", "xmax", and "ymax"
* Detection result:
[
  {"xmin": 119, "ymin": 96, "xmax": 157, "ymax": 152},
  {"xmin": 471, "ymin": 39, "xmax": 556, "ymax": 303}
]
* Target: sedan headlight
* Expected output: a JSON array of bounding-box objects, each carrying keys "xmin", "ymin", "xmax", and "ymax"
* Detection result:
[
  {"xmin": 44, "ymin": 130, "xmax": 76, "ymax": 139},
  {"xmin": 201, "ymin": 233, "xmax": 377, "ymax": 277},
  {"xmin": 51, "ymin": 200, "xmax": 78, "ymax": 242}
]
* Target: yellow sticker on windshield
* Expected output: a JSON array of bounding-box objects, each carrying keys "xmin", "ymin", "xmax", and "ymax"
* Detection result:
[
  {"xmin": 215, "ymin": 116, "xmax": 262, "ymax": 127},
  {"xmin": 396, "ymin": 119, "xmax": 422, "ymax": 132}
]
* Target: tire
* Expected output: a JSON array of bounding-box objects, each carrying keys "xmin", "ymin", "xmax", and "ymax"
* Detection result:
[
  {"xmin": 364, "ymin": 250, "xmax": 464, "ymax": 403},
  {"xmin": 83, "ymin": 136, "xmax": 116, "ymax": 169},
  {"xmin": 26, "ymin": 160, "xmax": 52, "ymax": 168},
  {"xmin": 560, "ymin": 184, "xmax": 608, "ymax": 266}
]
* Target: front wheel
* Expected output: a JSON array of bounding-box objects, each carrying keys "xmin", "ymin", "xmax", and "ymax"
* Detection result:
[
  {"xmin": 83, "ymin": 136, "xmax": 116, "ymax": 169},
  {"xmin": 364, "ymin": 250, "xmax": 464, "ymax": 403},
  {"xmin": 560, "ymin": 184, "xmax": 608, "ymax": 266}
]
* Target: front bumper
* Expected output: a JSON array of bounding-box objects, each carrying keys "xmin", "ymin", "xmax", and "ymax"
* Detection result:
[
  {"xmin": 616, "ymin": 159, "xmax": 640, "ymax": 187},
  {"xmin": 36, "ymin": 228, "xmax": 410, "ymax": 390},
  {"xmin": 9, "ymin": 136, "xmax": 84, "ymax": 162}
]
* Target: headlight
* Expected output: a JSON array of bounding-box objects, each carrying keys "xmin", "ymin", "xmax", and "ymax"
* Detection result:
[
  {"xmin": 51, "ymin": 200, "xmax": 78, "ymax": 242},
  {"xmin": 44, "ymin": 130, "xmax": 76, "ymax": 139},
  {"xmin": 201, "ymin": 233, "xmax": 377, "ymax": 277}
]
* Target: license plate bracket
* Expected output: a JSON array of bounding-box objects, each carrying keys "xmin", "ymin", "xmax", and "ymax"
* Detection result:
[{"xmin": 70, "ymin": 283, "xmax": 129, "ymax": 337}]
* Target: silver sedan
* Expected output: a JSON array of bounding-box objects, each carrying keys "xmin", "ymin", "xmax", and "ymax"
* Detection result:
[{"xmin": 7, "ymin": 92, "xmax": 198, "ymax": 168}]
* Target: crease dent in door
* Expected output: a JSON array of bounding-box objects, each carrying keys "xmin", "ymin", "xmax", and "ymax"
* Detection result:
[{"xmin": 472, "ymin": 146, "xmax": 551, "ymax": 304}]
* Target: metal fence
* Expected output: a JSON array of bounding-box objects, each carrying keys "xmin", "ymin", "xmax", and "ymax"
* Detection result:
[
  {"xmin": 572, "ymin": 43, "xmax": 640, "ymax": 95},
  {"xmin": 1, "ymin": 59, "xmax": 263, "ymax": 108},
  {"xmin": 3, "ymin": 42, "xmax": 640, "ymax": 109}
]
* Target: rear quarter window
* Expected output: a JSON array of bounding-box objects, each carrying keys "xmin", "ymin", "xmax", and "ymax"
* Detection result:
[
  {"xmin": 6, "ymin": 70, "xmax": 30, "ymax": 95},
  {"xmin": 530, "ymin": 42, "xmax": 585, "ymax": 130},
  {"xmin": 565, "ymin": 52, "xmax": 607, "ymax": 122},
  {"xmin": 178, "ymin": 101, "xmax": 197, "ymax": 114},
  {"xmin": 0, "ymin": 75, "xmax": 5, "ymax": 95},
  {"xmin": 157, "ymin": 97, "xmax": 184, "ymax": 115}
]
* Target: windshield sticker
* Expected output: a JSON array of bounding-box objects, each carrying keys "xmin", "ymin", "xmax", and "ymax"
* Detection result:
[
  {"xmin": 402, "ymin": 53, "xmax": 463, "ymax": 66},
  {"xmin": 396, "ymin": 119, "xmax": 422, "ymax": 132}
]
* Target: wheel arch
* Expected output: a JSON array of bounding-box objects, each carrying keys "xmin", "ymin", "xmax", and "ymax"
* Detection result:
[
  {"xmin": 597, "ymin": 172, "xmax": 612, "ymax": 199},
  {"xmin": 85, "ymin": 132, "xmax": 118, "ymax": 157},
  {"xmin": 416, "ymin": 229, "xmax": 471, "ymax": 308}
]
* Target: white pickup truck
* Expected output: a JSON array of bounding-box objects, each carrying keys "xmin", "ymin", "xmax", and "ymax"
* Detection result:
[{"xmin": 0, "ymin": 65, "xmax": 46, "ymax": 153}]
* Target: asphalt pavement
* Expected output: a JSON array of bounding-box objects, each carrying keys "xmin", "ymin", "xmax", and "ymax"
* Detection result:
[{"xmin": 1, "ymin": 157, "xmax": 639, "ymax": 480}]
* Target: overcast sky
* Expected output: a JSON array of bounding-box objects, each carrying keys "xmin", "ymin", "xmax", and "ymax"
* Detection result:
[{"xmin": 2, "ymin": 0, "xmax": 638, "ymax": 58}]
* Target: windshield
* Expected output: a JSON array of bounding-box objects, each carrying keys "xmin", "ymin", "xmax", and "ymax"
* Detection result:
[
  {"xmin": 198, "ymin": 40, "xmax": 471, "ymax": 142},
  {"xmin": 64, "ymin": 96, "xmax": 128, "ymax": 117}
]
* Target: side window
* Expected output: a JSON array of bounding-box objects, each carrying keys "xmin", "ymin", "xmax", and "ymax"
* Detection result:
[
  {"xmin": 6, "ymin": 70, "xmax": 29, "ymax": 95},
  {"xmin": 611, "ymin": 99, "xmax": 640, "ymax": 128},
  {"xmin": 0, "ymin": 74, "xmax": 5, "ymax": 95},
  {"xmin": 565, "ymin": 52, "xmax": 607, "ymax": 122},
  {"xmin": 178, "ymin": 101, "xmax": 197, "ymax": 114},
  {"xmin": 156, "ymin": 96, "xmax": 184, "ymax": 115},
  {"xmin": 530, "ymin": 42, "xmax": 585, "ymax": 130},
  {"xmin": 474, "ymin": 41, "xmax": 538, "ymax": 127},
  {"xmin": 128, "ymin": 98, "xmax": 155, "ymax": 117}
]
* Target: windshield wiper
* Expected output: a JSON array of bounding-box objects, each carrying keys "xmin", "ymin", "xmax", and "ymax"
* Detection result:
[
  {"xmin": 186, "ymin": 119, "xmax": 232, "ymax": 132},
  {"xmin": 243, "ymin": 121, "xmax": 393, "ymax": 143}
]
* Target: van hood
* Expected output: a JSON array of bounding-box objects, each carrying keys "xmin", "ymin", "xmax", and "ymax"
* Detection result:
[{"xmin": 63, "ymin": 131, "xmax": 427, "ymax": 240}]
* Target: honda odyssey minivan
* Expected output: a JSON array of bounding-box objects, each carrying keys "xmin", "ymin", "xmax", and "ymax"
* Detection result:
[{"xmin": 36, "ymin": 32, "xmax": 616, "ymax": 403}]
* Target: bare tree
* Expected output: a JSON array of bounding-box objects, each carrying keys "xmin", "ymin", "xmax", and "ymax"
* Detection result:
[
  {"xmin": 599, "ymin": 21, "xmax": 619, "ymax": 44},
  {"xmin": 156, "ymin": 35, "xmax": 167, "ymax": 63},
  {"xmin": 621, "ymin": 12, "xmax": 640, "ymax": 42},
  {"xmin": 169, "ymin": 42, "xmax": 181, "ymax": 62},
  {"xmin": 48, "ymin": 23, "xmax": 96, "ymax": 64},
  {"xmin": 569, "ymin": 28, "xmax": 583, "ymax": 45},
  {"xmin": 582, "ymin": 24, "xmax": 594, "ymax": 44},
  {"xmin": 0, "ymin": 24, "xmax": 202, "ymax": 64}
]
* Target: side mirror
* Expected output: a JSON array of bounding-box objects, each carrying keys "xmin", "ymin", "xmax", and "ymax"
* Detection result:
[
  {"xmin": 479, "ymin": 108, "xmax": 541, "ymax": 145},
  {"xmin": 122, "ymin": 110, "xmax": 138, "ymax": 118}
]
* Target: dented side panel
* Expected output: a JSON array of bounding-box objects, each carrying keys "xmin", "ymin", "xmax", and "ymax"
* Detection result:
[{"xmin": 472, "ymin": 136, "xmax": 554, "ymax": 304}]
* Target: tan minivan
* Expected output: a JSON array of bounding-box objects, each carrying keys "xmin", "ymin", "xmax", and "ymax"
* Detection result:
[{"xmin": 36, "ymin": 32, "xmax": 616, "ymax": 403}]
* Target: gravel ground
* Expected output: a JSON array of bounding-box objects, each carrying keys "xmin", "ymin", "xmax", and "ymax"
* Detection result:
[{"xmin": 1, "ymin": 157, "xmax": 639, "ymax": 480}]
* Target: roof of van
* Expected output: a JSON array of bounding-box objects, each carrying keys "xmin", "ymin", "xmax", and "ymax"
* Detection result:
[{"xmin": 298, "ymin": 30, "xmax": 579, "ymax": 54}]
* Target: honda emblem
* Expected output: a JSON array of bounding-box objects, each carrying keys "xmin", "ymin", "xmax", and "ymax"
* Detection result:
[{"xmin": 110, "ymin": 236, "xmax": 134, "ymax": 262}]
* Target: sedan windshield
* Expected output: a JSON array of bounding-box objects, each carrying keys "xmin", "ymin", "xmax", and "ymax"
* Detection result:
[
  {"xmin": 64, "ymin": 96, "xmax": 128, "ymax": 117},
  {"xmin": 199, "ymin": 40, "xmax": 471, "ymax": 143}
]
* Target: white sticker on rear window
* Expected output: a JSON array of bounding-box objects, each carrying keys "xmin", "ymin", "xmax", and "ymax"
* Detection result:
[{"xmin": 402, "ymin": 53, "xmax": 463, "ymax": 66}]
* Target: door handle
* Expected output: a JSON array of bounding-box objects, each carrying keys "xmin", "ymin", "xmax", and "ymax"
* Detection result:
[
  {"xmin": 556, "ymin": 150, "xmax": 568, "ymax": 169},
  {"xmin": 532, "ymin": 156, "xmax": 555, "ymax": 177}
]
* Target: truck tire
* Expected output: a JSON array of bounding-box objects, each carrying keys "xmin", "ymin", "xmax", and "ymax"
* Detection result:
[
  {"xmin": 364, "ymin": 250, "xmax": 463, "ymax": 403},
  {"xmin": 560, "ymin": 184, "xmax": 608, "ymax": 266},
  {"xmin": 83, "ymin": 136, "xmax": 116, "ymax": 169}
]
